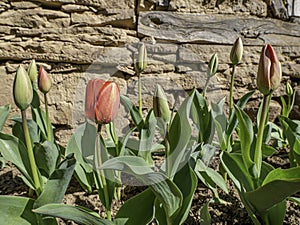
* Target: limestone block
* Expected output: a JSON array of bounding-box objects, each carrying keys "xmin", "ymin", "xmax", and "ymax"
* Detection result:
[
  {"xmin": 0, "ymin": 8, "xmax": 70, "ymax": 28},
  {"xmin": 10, "ymin": 1, "xmax": 40, "ymax": 9},
  {"xmin": 61, "ymin": 4, "xmax": 90, "ymax": 12}
]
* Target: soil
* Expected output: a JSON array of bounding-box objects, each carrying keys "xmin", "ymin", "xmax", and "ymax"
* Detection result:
[{"xmin": 0, "ymin": 149, "xmax": 299, "ymax": 225}]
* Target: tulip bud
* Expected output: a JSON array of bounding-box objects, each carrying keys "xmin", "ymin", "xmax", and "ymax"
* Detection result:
[
  {"xmin": 85, "ymin": 79, "xmax": 120, "ymax": 124},
  {"xmin": 257, "ymin": 44, "xmax": 282, "ymax": 96},
  {"xmin": 27, "ymin": 59, "xmax": 38, "ymax": 84},
  {"xmin": 207, "ymin": 53, "xmax": 218, "ymax": 77},
  {"xmin": 13, "ymin": 65, "xmax": 33, "ymax": 110},
  {"xmin": 230, "ymin": 37, "xmax": 243, "ymax": 65},
  {"xmin": 286, "ymin": 82, "xmax": 293, "ymax": 97},
  {"xmin": 153, "ymin": 84, "xmax": 171, "ymax": 123},
  {"xmin": 135, "ymin": 43, "xmax": 147, "ymax": 73},
  {"xmin": 38, "ymin": 66, "xmax": 52, "ymax": 94}
]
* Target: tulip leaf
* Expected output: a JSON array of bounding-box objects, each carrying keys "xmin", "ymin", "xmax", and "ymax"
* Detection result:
[
  {"xmin": 245, "ymin": 167, "xmax": 300, "ymax": 212},
  {"xmin": 280, "ymin": 116, "xmax": 300, "ymax": 166},
  {"xmin": 192, "ymin": 90, "xmax": 214, "ymax": 144},
  {"xmin": 138, "ymin": 110, "xmax": 156, "ymax": 165},
  {"xmin": 66, "ymin": 122, "xmax": 95, "ymax": 192},
  {"xmin": 121, "ymin": 95, "xmax": 144, "ymax": 130},
  {"xmin": 34, "ymin": 141, "xmax": 59, "ymax": 178},
  {"xmin": 168, "ymin": 90, "xmax": 195, "ymax": 178},
  {"xmin": 31, "ymin": 108, "xmax": 47, "ymax": 140},
  {"xmin": 172, "ymin": 164, "xmax": 198, "ymax": 225},
  {"xmin": 12, "ymin": 117, "xmax": 40, "ymax": 146},
  {"xmin": 221, "ymin": 152, "xmax": 254, "ymax": 192},
  {"xmin": 34, "ymin": 154, "xmax": 76, "ymax": 209},
  {"xmin": 0, "ymin": 104, "xmax": 10, "ymax": 131},
  {"xmin": 200, "ymin": 202, "xmax": 211, "ymax": 225},
  {"xmin": 34, "ymin": 204, "xmax": 114, "ymax": 225},
  {"xmin": 0, "ymin": 132, "xmax": 35, "ymax": 189},
  {"xmin": 115, "ymin": 188, "xmax": 155, "ymax": 225},
  {"xmin": 234, "ymin": 105, "xmax": 254, "ymax": 174},
  {"xmin": 100, "ymin": 156, "xmax": 182, "ymax": 217},
  {"xmin": 0, "ymin": 195, "xmax": 38, "ymax": 225}
]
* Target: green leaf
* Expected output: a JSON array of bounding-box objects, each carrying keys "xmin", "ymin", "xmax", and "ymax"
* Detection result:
[
  {"xmin": 0, "ymin": 104, "xmax": 10, "ymax": 131},
  {"xmin": 121, "ymin": 95, "xmax": 144, "ymax": 130},
  {"xmin": 0, "ymin": 132, "xmax": 35, "ymax": 189},
  {"xmin": 138, "ymin": 110, "xmax": 156, "ymax": 164},
  {"xmin": 172, "ymin": 164, "xmax": 198, "ymax": 225},
  {"xmin": 115, "ymin": 188, "xmax": 155, "ymax": 225},
  {"xmin": 168, "ymin": 90, "xmax": 195, "ymax": 178},
  {"xmin": 0, "ymin": 195, "xmax": 38, "ymax": 225},
  {"xmin": 66, "ymin": 122, "xmax": 95, "ymax": 192},
  {"xmin": 100, "ymin": 156, "xmax": 182, "ymax": 217},
  {"xmin": 192, "ymin": 90, "xmax": 214, "ymax": 144},
  {"xmin": 34, "ymin": 155, "xmax": 76, "ymax": 209},
  {"xmin": 34, "ymin": 141, "xmax": 60, "ymax": 178},
  {"xmin": 200, "ymin": 202, "xmax": 211, "ymax": 225},
  {"xmin": 221, "ymin": 152, "xmax": 254, "ymax": 192},
  {"xmin": 195, "ymin": 159, "xmax": 228, "ymax": 194},
  {"xmin": 264, "ymin": 201, "xmax": 286, "ymax": 225},
  {"xmin": 34, "ymin": 204, "xmax": 114, "ymax": 225},
  {"xmin": 245, "ymin": 167, "xmax": 300, "ymax": 212},
  {"xmin": 234, "ymin": 105, "xmax": 254, "ymax": 174},
  {"xmin": 31, "ymin": 107, "xmax": 47, "ymax": 140},
  {"xmin": 12, "ymin": 118, "xmax": 40, "ymax": 145}
]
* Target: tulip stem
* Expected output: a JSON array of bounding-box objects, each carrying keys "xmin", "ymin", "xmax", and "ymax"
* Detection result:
[
  {"xmin": 254, "ymin": 94, "xmax": 271, "ymax": 178},
  {"xmin": 229, "ymin": 64, "xmax": 236, "ymax": 118},
  {"xmin": 138, "ymin": 72, "xmax": 143, "ymax": 117},
  {"xmin": 164, "ymin": 124, "xmax": 172, "ymax": 179},
  {"xmin": 203, "ymin": 77, "xmax": 211, "ymax": 99},
  {"xmin": 44, "ymin": 94, "xmax": 52, "ymax": 142},
  {"xmin": 96, "ymin": 125, "xmax": 112, "ymax": 221},
  {"xmin": 21, "ymin": 110, "xmax": 41, "ymax": 196}
]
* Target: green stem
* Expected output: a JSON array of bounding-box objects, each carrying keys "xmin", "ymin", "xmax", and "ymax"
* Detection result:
[
  {"xmin": 21, "ymin": 110, "xmax": 41, "ymax": 196},
  {"xmin": 138, "ymin": 72, "xmax": 143, "ymax": 117},
  {"xmin": 164, "ymin": 124, "xmax": 172, "ymax": 179},
  {"xmin": 44, "ymin": 94, "xmax": 52, "ymax": 142},
  {"xmin": 254, "ymin": 94, "xmax": 271, "ymax": 178},
  {"xmin": 203, "ymin": 77, "xmax": 211, "ymax": 99},
  {"xmin": 96, "ymin": 125, "xmax": 112, "ymax": 221},
  {"xmin": 229, "ymin": 65, "xmax": 236, "ymax": 118}
]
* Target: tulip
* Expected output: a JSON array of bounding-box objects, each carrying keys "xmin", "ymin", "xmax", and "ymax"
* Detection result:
[
  {"xmin": 230, "ymin": 37, "xmax": 243, "ymax": 65},
  {"xmin": 257, "ymin": 44, "xmax": 282, "ymax": 96},
  {"xmin": 207, "ymin": 53, "xmax": 218, "ymax": 78},
  {"xmin": 27, "ymin": 59, "xmax": 38, "ymax": 84},
  {"xmin": 153, "ymin": 84, "xmax": 171, "ymax": 123},
  {"xmin": 38, "ymin": 66, "xmax": 52, "ymax": 94},
  {"xmin": 135, "ymin": 43, "xmax": 147, "ymax": 74},
  {"xmin": 13, "ymin": 65, "xmax": 33, "ymax": 110},
  {"xmin": 85, "ymin": 79, "xmax": 120, "ymax": 124},
  {"xmin": 286, "ymin": 82, "xmax": 293, "ymax": 97}
]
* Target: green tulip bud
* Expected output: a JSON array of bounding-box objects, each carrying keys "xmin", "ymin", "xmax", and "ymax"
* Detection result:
[
  {"xmin": 27, "ymin": 59, "xmax": 38, "ymax": 84},
  {"xmin": 38, "ymin": 66, "xmax": 52, "ymax": 94},
  {"xmin": 230, "ymin": 37, "xmax": 243, "ymax": 65},
  {"xmin": 135, "ymin": 43, "xmax": 147, "ymax": 73},
  {"xmin": 13, "ymin": 65, "xmax": 33, "ymax": 110},
  {"xmin": 286, "ymin": 82, "xmax": 293, "ymax": 97},
  {"xmin": 257, "ymin": 44, "xmax": 282, "ymax": 96},
  {"xmin": 153, "ymin": 84, "xmax": 171, "ymax": 123},
  {"xmin": 207, "ymin": 53, "xmax": 218, "ymax": 77}
]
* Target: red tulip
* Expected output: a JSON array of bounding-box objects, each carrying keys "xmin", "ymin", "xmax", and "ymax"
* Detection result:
[
  {"xmin": 85, "ymin": 79, "xmax": 120, "ymax": 124},
  {"xmin": 257, "ymin": 44, "xmax": 282, "ymax": 95},
  {"xmin": 38, "ymin": 66, "xmax": 52, "ymax": 94}
]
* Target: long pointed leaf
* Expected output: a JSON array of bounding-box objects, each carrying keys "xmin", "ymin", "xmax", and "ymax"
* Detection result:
[{"xmin": 0, "ymin": 104, "xmax": 10, "ymax": 131}]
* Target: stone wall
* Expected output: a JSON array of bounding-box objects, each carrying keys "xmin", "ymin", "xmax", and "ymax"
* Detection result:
[{"xmin": 1, "ymin": 0, "xmax": 300, "ymax": 145}]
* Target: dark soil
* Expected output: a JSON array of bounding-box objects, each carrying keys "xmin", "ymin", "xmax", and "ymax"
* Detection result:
[{"xmin": 1, "ymin": 151, "xmax": 299, "ymax": 225}]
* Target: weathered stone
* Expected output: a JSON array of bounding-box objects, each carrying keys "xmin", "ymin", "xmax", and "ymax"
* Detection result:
[
  {"xmin": 0, "ymin": 9, "xmax": 70, "ymax": 28},
  {"xmin": 61, "ymin": 4, "xmax": 90, "ymax": 12},
  {"xmin": 10, "ymin": 1, "xmax": 40, "ymax": 9},
  {"xmin": 287, "ymin": 0, "xmax": 300, "ymax": 17}
]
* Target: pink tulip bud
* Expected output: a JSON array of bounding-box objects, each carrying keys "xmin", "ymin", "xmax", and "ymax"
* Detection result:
[
  {"xmin": 85, "ymin": 79, "xmax": 120, "ymax": 124},
  {"xmin": 38, "ymin": 66, "xmax": 52, "ymax": 94},
  {"xmin": 257, "ymin": 44, "xmax": 282, "ymax": 95}
]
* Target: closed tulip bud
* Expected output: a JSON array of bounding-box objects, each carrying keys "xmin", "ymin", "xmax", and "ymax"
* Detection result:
[
  {"xmin": 257, "ymin": 44, "xmax": 282, "ymax": 96},
  {"xmin": 153, "ymin": 84, "xmax": 171, "ymax": 123},
  {"xmin": 85, "ymin": 79, "xmax": 120, "ymax": 124},
  {"xmin": 286, "ymin": 82, "xmax": 293, "ymax": 97},
  {"xmin": 135, "ymin": 43, "xmax": 147, "ymax": 73},
  {"xmin": 13, "ymin": 65, "xmax": 33, "ymax": 110},
  {"xmin": 27, "ymin": 59, "xmax": 38, "ymax": 84},
  {"xmin": 230, "ymin": 37, "xmax": 243, "ymax": 65},
  {"xmin": 207, "ymin": 53, "xmax": 218, "ymax": 77},
  {"xmin": 38, "ymin": 66, "xmax": 52, "ymax": 94}
]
